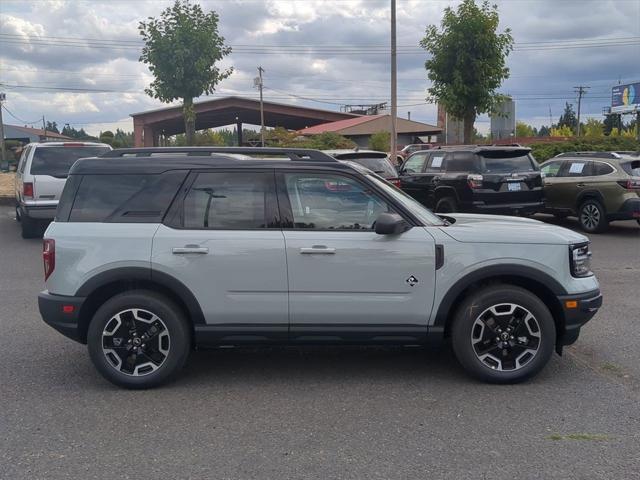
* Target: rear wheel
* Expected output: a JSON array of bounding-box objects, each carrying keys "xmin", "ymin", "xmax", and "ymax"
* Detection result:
[
  {"xmin": 578, "ymin": 199, "xmax": 608, "ymax": 233},
  {"xmin": 451, "ymin": 285, "xmax": 556, "ymax": 383},
  {"xmin": 87, "ymin": 290, "xmax": 191, "ymax": 389},
  {"xmin": 21, "ymin": 215, "xmax": 41, "ymax": 239},
  {"xmin": 435, "ymin": 196, "xmax": 458, "ymax": 213}
]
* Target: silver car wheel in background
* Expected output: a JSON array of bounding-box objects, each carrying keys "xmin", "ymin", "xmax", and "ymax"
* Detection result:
[
  {"xmin": 581, "ymin": 203, "xmax": 600, "ymax": 230},
  {"xmin": 102, "ymin": 308, "xmax": 170, "ymax": 377},
  {"xmin": 470, "ymin": 303, "xmax": 541, "ymax": 372}
]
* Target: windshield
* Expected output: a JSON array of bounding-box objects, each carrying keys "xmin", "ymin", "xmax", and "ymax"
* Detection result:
[
  {"xmin": 479, "ymin": 152, "xmax": 537, "ymax": 174},
  {"xmin": 343, "ymin": 156, "xmax": 396, "ymax": 177},
  {"xmin": 367, "ymin": 173, "xmax": 446, "ymax": 226},
  {"xmin": 30, "ymin": 146, "xmax": 111, "ymax": 176}
]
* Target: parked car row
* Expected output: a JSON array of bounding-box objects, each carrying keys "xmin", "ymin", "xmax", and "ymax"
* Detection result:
[{"xmin": 396, "ymin": 146, "xmax": 640, "ymax": 233}]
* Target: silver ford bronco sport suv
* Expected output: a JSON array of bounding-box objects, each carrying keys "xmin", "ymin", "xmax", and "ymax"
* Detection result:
[{"xmin": 38, "ymin": 147, "xmax": 602, "ymax": 389}]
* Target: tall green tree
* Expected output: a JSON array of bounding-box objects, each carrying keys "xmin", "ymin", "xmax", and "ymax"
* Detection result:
[
  {"xmin": 139, "ymin": 0, "xmax": 233, "ymax": 145},
  {"xmin": 557, "ymin": 102, "xmax": 578, "ymax": 131},
  {"xmin": 420, "ymin": 0, "xmax": 513, "ymax": 144}
]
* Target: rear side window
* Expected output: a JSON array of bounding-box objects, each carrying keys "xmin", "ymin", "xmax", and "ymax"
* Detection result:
[
  {"xmin": 591, "ymin": 162, "xmax": 615, "ymax": 176},
  {"xmin": 30, "ymin": 146, "xmax": 111, "ymax": 177},
  {"xmin": 68, "ymin": 172, "xmax": 187, "ymax": 222},
  {"xmin": 183, "ymin": 172, "xmax": 273, "ymax": 229},
  {"xmin": 621, "ymin": 160, "xmax": 640, "ymax": 176},
  {"xmin": 446, "ymin": 152, "xmax": 478, "ymax": 172},
  {"xmin": 479, "ymin": 151, "xmax": 536, "ymax": 174}
]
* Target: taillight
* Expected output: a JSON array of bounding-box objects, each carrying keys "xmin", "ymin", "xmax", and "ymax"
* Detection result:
[
  {"xmin": 43, "ymin": 239, "xmax": 55, "ymax": 281},
  {"xmin": 617, "ymin": 179, "xmax": 640, "ymax": 190},
  {"xmin": 390, "ymin": 178, "xmax": 401, "ymax": 188},
  {"xmin": 467, "ymin": 174, "xmax": 483, "ymax": 189},
  {"xmin": 23, "ymin": 182, "xmax": 34, "ymax": 198}
]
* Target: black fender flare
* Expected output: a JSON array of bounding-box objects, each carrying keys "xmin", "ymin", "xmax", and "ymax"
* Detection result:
[
  {"xmin": 75, "ymin": 267, "xmax": 206, "ymax": 324},
  {"xmin": 576, "ymin": 190, "xmax": 606, "ymax": 211},
  {"xmin": 432, "ymin": 264, "xmax": 568, "ymax": 329}
]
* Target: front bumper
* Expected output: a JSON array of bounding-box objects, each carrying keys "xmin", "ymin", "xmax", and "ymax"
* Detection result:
[
  {"xmin": 38, "ymin": 291, "xmax": 86, "ymax": 343},
  {"xmin": 557, "ymin": 288, "xmax": 602, "ymax": 346},
  {"xmin": 467, "ymin": 200, "xmax": 544, "ymax": 215},
  {"xmin": 608, "ymin": 198, "xmax": 640, "ymax": 221}
]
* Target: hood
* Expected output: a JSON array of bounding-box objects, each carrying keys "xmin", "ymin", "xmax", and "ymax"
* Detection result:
[{"xmin": 439, "ymin": 213, "xmax": 588, "ymax": 245}]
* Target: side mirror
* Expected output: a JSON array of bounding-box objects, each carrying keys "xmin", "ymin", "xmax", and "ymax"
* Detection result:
[{"xmin": 374, "ymin": 213, "xmax": 411, "ymax": 235}]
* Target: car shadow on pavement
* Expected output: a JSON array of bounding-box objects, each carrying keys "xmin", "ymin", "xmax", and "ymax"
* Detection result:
[
  {"xmin": 533, "ymin": 214, "xmax": 640, "ymax": 236},
  {"xmin": 179, "ymin": 344, "xmax": 469, "ymax": 386}
]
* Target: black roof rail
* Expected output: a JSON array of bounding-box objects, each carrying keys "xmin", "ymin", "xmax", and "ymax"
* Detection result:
[
  {"xmin": 555, "ymin": 151, "xmax": 621, "ymax": 159},
  {"xmin": 100, "ymin": 146, "xmax": 338, "ymax": 162}
]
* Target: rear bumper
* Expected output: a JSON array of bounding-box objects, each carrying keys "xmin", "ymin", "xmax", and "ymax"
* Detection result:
[
  {"xmin": 466, "ymin": 200, "xmax": 544, "ymax": 215},
  {"xmin": 608, "ymin": 198, "xmax": 640, "ymax": 221},
  {"xmin": 557, "ymin": 288, "xmax": 602, "ymax": 346},
  {"xmin": 38, "ymin": 291, "xmax": 86, "ymax": 343},
  {"xmin": 20, "ymin": 203, "xmax": 58, "ymax": 219}
]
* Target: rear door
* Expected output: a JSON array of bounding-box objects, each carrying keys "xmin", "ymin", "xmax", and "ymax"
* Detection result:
[
  {"xmin": 29, "ymin": 144, "xmax": 111, "ymax": 204},
  {"xmin": 476, "ymin": 150, "xmax": 542, "ymax": 206},
  {"xmin": 151, "ymin": 170, "xmax": 289, "ymax": 341}
]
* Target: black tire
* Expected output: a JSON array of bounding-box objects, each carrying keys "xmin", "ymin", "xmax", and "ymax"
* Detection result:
[
  {"xmin": 451, "ymin": 285, "xmax": 556, "ymax": 384},
  {"xmin": 87, "ymin": 290, "xmax": 191, "ymax": 389},
  {"xmin": 21, "ymin": 215, "xmax": 41, "ymax": 239},
  {"xmin": 578, "ymin": 199, "xmax": 608, "ymax": 233},
  {"xmin": 435, "ymin": 196, "xmax": 458, "ymax": 213}
]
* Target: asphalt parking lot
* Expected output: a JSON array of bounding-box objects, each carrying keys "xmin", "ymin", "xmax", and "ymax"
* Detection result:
[{"xmin": 1, "ymin": 206, "xmax": 639, "ymax": 480}]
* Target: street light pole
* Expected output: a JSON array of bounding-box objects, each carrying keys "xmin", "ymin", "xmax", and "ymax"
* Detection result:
[
  {"xmin": 0, "ymin": 93, "xmax": 6, "ymax": 164},
  {"xmin": 390, "ymin": 0, "xmax": 397, "ymax": 160},
  {"xmin": 258, "ymin": 66, "xmax": 265, "ymax": 147}
]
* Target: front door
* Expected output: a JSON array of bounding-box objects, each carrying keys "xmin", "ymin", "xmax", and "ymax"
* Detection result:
[
  {"xmin": 151, "ymin": 170, "xmax": 288, "ymax": 341},
  {"xmin": 399, "ymin": 152, "xmax": 432, "ymax": 206},
  {"xmin": 277, "ymin": 171, "xmax": 436, "ymax": 342}
]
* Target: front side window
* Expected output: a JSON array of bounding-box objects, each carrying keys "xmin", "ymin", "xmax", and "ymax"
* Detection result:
[
  {"xmin": 183, "ymin": 171, "xmax": 272, "ymax": 229},
  {"xmin": 283, "ymin": 173, "xmax": 392, "ymax": 230},
  {"xmin": 402, "ymin": 153, "xmax": 427, "ymax": 173},
  {"xmin": 541, "ymin": 161, "xmax": 563, "ymax": 178}
]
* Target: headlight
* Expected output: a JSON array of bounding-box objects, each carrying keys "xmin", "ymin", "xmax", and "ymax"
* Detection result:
[{"xmin": 569, "ymin": 243, "xmax": 593, "ymax": 277}]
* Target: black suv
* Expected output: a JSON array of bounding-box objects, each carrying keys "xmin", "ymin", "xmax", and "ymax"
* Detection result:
[{"xmin": 398, "ymin": 145, "xmax": 544, "ymax": 214}]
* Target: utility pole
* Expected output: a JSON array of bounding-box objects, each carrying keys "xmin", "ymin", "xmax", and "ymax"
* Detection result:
[
  {"xmin": 548, "ymin": 105, "xmax": 553, "ymax": 128},
  {"xmin": 0, "ymin": 92, "xmax": 6, "ymax": 164},
  {"xmin": 257, "ymin": 66, "xmax": 265, "ymax": 147},
  {"xmin": 390, "ymin": 0, "xmax": 397, "ymax": 159},
  {"xmin": 574, "ymin": 85, "xmax": 590, "ymax": 136},
  {"xmin": 42, "ymin": 115, "xmax": 46, "ymax": 141}
]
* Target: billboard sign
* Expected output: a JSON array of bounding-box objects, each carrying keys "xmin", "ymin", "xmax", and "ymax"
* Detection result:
[{"xmin": 611, "ymin": 82, "xmax": 640, "ymax": 113}]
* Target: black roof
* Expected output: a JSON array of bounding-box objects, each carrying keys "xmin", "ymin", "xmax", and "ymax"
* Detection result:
[
  {"xmin": 432, "ymin": 144, "xmax": 531, "ymax": 153},
  {"xmin": 69, "ymin": 147, "xmax": 354, "ymax": 175}
]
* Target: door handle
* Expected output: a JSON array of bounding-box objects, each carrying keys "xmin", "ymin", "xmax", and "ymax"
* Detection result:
[
  {"xmin": 576, "ymin": 183, "xmax": 586, "ymax": 187},
  {"xmin": 172, "ymin": 245, "xmax": 209, "ymax": 254},
  {"xmin": 299, "ymin": 245, "xmax": 336, "ymax": 254}
]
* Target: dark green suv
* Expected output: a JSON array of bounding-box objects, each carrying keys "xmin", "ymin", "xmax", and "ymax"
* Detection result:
[{"xmin": 540, "ymin": 152, "xmax": 640, "ymax": 233}]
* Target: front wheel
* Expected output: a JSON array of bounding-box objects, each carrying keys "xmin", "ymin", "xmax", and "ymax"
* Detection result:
[
  {"xmin": 87, "ymin": 290, "xmax": 191, "ymax": 389},
  {"xmin": 451, "ymin": 285, "xmax": 556, "ymax": 384}
]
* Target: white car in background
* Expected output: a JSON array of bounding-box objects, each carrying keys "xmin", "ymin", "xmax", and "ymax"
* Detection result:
[{"xmin": 15, "ymin": 141, "xmax": 112, "ymax": 238}]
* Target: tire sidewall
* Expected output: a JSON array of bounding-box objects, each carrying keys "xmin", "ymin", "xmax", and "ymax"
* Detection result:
[
  {"xmin": 578, "ymin": 199, "xmax": 607, "ymax": 233},
  {"xmin": 87, "ymin": 291, "xmax": 190, "ymax": 389},
  {"xmin": 451, "ymin": 286, "xmax": 556, "ymax": 384}
]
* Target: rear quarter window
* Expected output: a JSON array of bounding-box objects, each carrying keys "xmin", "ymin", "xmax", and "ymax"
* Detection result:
[
  {"xmin": 67, "ymin": 171, "xmax": 187, "ymax": 222},
  {"xmin": 29, "ymin": 146, "xmax": 111, "ymax": 177}
]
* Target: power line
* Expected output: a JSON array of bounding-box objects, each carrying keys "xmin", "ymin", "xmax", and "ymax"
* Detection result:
[{"xmin": 1, "ymin": 104, "xmax": 42, "ymax": 124}]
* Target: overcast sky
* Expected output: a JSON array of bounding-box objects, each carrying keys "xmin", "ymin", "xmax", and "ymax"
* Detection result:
[{"xmin": 1, "ymin": 0, "xmax": 639, "ymax": 136}]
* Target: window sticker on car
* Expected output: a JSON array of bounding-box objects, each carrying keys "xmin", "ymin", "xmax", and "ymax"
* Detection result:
[
  {"xmin": 431, "ymin": 156, "xmax": 444, "ymax": 168},
  {"xmin": 569, "ymin": 162, "xmax": 585, "ymax": 174}
]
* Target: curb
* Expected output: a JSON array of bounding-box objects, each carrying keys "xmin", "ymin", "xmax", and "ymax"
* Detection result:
[{"xmin": 0, "ymin": 197, "xmax": 15, "ymax": 206}]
